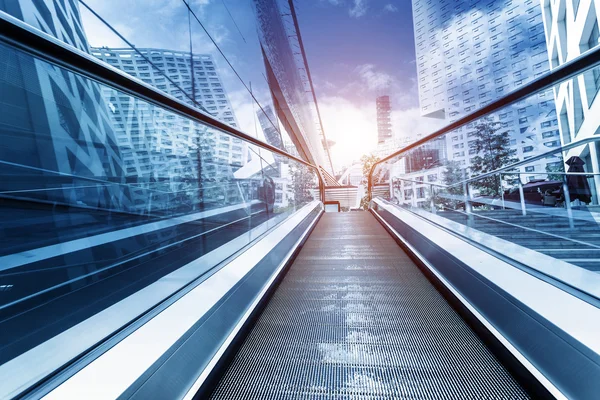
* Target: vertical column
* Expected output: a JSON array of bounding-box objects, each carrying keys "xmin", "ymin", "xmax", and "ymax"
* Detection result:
[
  {"xmin": 518, "ymin": 181, "xmax": 527, "ymax": 216},
  {"xmin": 588, "ymin": 143, "xmax": 600, "ymax": 205}
]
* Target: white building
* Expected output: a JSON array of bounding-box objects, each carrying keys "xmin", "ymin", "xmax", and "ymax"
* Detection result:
[
  {"xmin": 540, "ymin": 0, "xmax": 600, "ymax": 196},
  {"xmin": 411, "ymin": 0, "xmax": 561, "ymax": 184},
  {"xmin": 91, "ymin": 47, "xmax": 248, "ymax": 203}
]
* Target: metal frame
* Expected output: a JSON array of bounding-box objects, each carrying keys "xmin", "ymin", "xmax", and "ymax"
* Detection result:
[
  {"xmin": 286, "ymin": 0, "xmax": 335, "ymax": 174},
  {"xmin": 368, "ymin": 42, "xmax": 600, "ymax": 197},
  {"xmin": 371, "ymin": 136, "xmax": 600, "ymax": 196},
  {"xmin": 0, "ymin": 10, "xmax": 326, "ymax": 203}
]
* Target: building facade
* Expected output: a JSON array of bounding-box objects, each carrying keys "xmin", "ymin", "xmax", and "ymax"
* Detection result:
[
  {"xmin": 411, "ymin": 0, "xmax": 561, "ymax": 186},
  {"xmin": 540, "ymin": 0, "xmax": 600, "ymax": 196},
  {"xmin": 0, "ymin": 0, "xmax": 134, "ymax": 212},
  {"xmin": 377, "ymin": 95, "xmax": 392, "ymax": 144},
  {"xmin": 254, "ymin": 0, "xmax": 334, "ymax": 173},
  {"xmin": 91, "ymin": 47, "xmax": 248, "ymax": 205}
]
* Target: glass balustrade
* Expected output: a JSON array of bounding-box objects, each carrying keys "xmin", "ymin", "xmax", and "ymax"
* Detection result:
[
  {"xmin": 370, "ymin": 61, "xmax": 600, "ymax": 299},
  {"xmin": 0, "ymin": 38, "xmax": 320, "ymax": 397}
]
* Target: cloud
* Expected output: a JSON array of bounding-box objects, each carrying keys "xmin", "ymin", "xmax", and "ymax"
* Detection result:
[
  {"xmin": 390, "ymin": 107, "xmax": 445, "ymax": 142},
  {"xmin": 355, "ymin": 64, "xmax": 394, "ymax": 91},
  {"xmin": 383, "ymin": 3, "xmax": 398, "ymax": 13},
  {"xmin": 349, "ymin": 0, "xmax": 368, "ymax": 18}
]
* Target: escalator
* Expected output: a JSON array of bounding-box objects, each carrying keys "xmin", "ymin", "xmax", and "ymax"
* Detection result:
[{"xmin": 206, "ymin": 212, "xmax": 533, "ymax": 399}]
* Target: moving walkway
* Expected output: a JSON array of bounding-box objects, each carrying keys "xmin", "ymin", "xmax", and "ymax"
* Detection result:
[{"xmin": 1, "ymin": 9, "xmax": 599, "ymax": 400}]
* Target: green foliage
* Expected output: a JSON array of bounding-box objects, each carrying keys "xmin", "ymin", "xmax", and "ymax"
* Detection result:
[
  {"xmin": 360, "ymin": 195, "xmax": 370, "ymax": 210},
  {"xmin": 360, "ymin": 153, "xmax": 381, "ymax": 210},
  {"xmin": 437, "ymin": 160, "xmax": 465, "ymax": 210},
  {"xmin": 545, "ymin": 157, "xmax": 565, "ymax": 182},
  {"xmin": 468, "ymin": 118, "xmax": 519, "ymax": 196},
  {"xmin": 361, "ymin": 153, "xmax": 381, "ymax": 178},
  {"xmin": 290, "ymin": 164, "xmax": 315, "ymax": 206}
]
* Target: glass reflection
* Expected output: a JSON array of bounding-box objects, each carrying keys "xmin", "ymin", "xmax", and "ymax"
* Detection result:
[
  {"xmin": 371, "ymin": 66, "xmax": 600, "ymax": 291},
  {"xmin": 0, "ymin": 37, "xmax": 320, "ymax": 392}
]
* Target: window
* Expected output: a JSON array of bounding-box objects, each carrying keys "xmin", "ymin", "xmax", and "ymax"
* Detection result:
[
  {"xmin": 547, "ymin": 161, "xmax": 562, "ymax": 169},
  {"xmin": 522, "ymin": 146, "xmax": 534, "ymax": 153},
  {"xmin": 525, "ymin": 166, "xmax": 535, "ymax": 172},
  {"xmin": 519, "ymin": 117, "xmax": 528, "ymax": 124},
  {"xmin": 544, "ymin": 140, "xmax": 560, "ymax": 147}
]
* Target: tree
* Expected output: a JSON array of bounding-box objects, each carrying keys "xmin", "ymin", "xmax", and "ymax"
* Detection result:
[
  {"xmin": 290, "ymin": 163, "xmax": 315, "ymax": 206},
  {"xmin": 359, "ymin": 153, "xmax": 381, "ymax": 210},
  {"xmin": 437, "ymin": 160, "xmax": 465, "ymax": 210},
  {"xmin": 469, "ymin": 118, "xmax": 519, "ymax": 196},
  {"xmin": 361, "ymin": 153, "xmax": 381, "ymax": 178},
  {"xmin": 545, "ymin": 156, "xmax": 565, "ymax": 181}
]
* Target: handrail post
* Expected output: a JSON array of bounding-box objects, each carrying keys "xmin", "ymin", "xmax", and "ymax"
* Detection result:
[
  {"xmin": 518, "ymin": 181, "xmax": 526, "ymax": 216},
  {"xmin": 500, "ymin": 173, "xmax": 506, "ymax": 210},
  {"xmin": 319, "ymin": 173, "xmax": 325, "ymax": 204},
  {"xmin": 367, "ymin": 164, "xmax": 375, "ymax": 206},
  {"xmin": 400, "ymin": 179, "xmax": 405, "ymax": 204},
  {"xmin": 464, "ymin": 181, "xmax": 473, "ymax": 227},
  {"xmin": 464, "ymin": 180, "xmax": 472, "ymax": 214},
  {"xmin": 563, "ymin": 180, "xmax": 575, "ymax": 229},
  {"xmin": 411, "ymin": 180, "xmax": 417, "ymax": 208},
  {"xmin": 430, "ymin": 184, "xmax": 436, "ymax": 214}
]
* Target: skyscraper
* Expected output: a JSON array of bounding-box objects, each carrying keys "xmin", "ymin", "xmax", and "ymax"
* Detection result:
[
  {"xmin": 91, "ymin": 48, "xmax": 239, "ymax": 128},
  {"xmin": 412, "ymin": 0, "xmax": 561, "ymax": 179},
  {"xmin": 377, "ymin": 95, "xmax": 392, "ymax": 144},
  {"xmin": 257, "ymin": 105, "xmax": 284, "ymax": 150}
]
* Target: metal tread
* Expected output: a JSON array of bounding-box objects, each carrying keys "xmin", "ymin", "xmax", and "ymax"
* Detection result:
[{"xmin": 209, "ymin": 213, "xmax": 530, "ymax": 399}]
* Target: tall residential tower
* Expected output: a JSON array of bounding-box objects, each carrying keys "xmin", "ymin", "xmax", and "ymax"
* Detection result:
[
  {"xmin": 377, "ymin": 95, "xmax": 392, "ymax": 144},
  {"xmin": 91, "ymin": 47, "xmax": 247, "ymax": 201},
  {"xmin": 412, "ymin": 0, "xmax": 561, "ymax": 180}
]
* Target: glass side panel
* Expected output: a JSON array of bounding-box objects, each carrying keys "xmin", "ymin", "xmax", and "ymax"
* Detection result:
[
  {"xmin": 0, "ymin": 0, "xmax": 301, "ymax": 157},
  {"xmin": 372, "ymin": 61, "xmax": 600, "ymax": 299},
  {"xmin": 0, "ymin": 40, "xmax": 319, "ymax": 397}
]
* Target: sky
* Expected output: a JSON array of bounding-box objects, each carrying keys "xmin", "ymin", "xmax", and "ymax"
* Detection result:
[
  {"xmin": 294, "ymin": 0, "xmax": 444, "ymax": 168},
  {"xmin": 81, "ymin": 0, "xmax": 444, "ymax": 171}
]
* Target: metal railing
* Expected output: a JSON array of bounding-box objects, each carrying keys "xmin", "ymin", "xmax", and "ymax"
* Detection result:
[{"xmin": 368, "ymin": 41, "xmax": 600, "ymax": 198}]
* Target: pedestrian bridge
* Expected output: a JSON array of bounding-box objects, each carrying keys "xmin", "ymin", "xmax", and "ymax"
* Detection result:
[{"xmin": 1, "ymin": 7, "xmax": 600, "ymax": 400}]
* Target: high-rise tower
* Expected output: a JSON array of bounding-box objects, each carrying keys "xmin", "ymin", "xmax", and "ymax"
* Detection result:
[
  {"xmin": 91, "ymin": 47, "xmax": 247, "ymax": 202},
  {"xmin": 377, "ymin": 95, "xmax": 392, "ymax": 144},
  {"xmin": 411, "ymin": 0, "xmax": 561, "ymax": 178}
]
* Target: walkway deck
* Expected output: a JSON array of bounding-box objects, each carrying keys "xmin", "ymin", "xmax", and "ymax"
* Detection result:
[{"xmin": 210, "ymin": 212, "xmax": 529, "ymax": 399}]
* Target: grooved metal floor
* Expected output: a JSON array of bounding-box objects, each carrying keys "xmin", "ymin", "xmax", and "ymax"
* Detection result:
[{"xmin": 210, "ymin": 213, "xmax": 530, "ymax": 399}]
